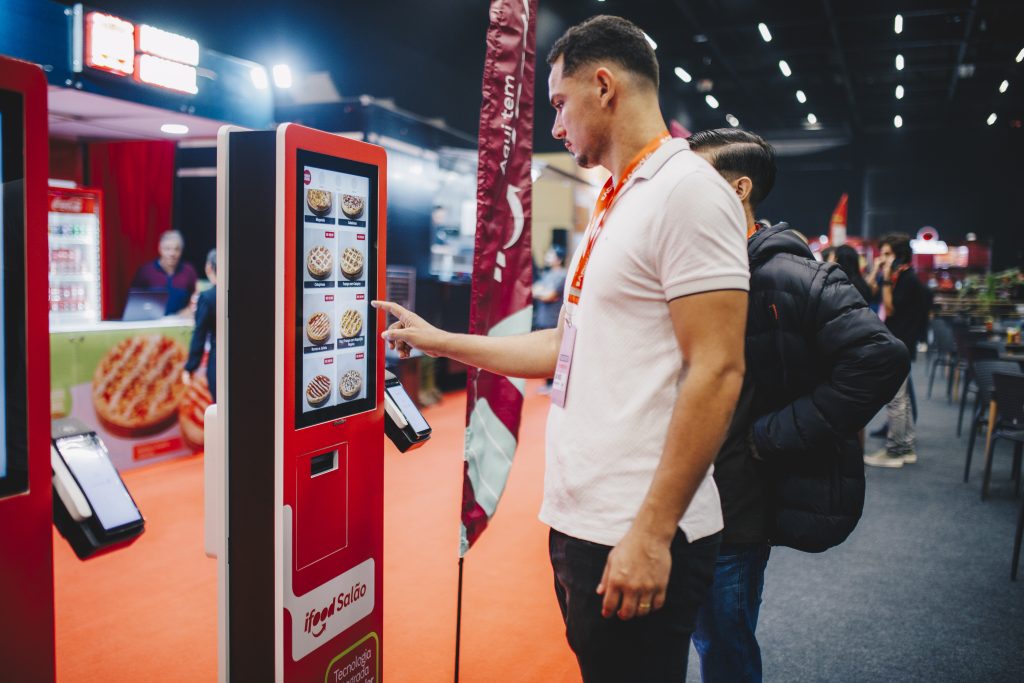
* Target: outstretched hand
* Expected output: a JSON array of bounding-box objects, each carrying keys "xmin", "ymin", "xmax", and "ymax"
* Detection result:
[{"xmin": 371, "ymin": 300, "xmax": 448, "ymax": 359}]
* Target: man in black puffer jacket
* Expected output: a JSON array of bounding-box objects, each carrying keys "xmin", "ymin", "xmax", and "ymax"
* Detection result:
[{"xmin": 687, "ymin": 129, "xmax": 910, "ymax": 683}]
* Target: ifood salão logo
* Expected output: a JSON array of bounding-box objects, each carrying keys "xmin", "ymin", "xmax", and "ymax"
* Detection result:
[{"xmin": 303, "ymin": 581, "xmax": 369, "ymax": 638}]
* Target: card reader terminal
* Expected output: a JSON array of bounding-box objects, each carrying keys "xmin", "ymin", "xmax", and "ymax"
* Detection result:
[{"xmin": 383, "ymin": 369, "xmax": 431, "ymax": 452}]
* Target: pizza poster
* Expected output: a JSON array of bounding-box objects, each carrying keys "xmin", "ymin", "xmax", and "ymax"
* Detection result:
[
  {"xmin": 49, "ymin": 323, "xmax": 202, "ymax": 471},
  {"xmin": 301, "ymin": 165, "xmax": 370, "ymax": 416}
]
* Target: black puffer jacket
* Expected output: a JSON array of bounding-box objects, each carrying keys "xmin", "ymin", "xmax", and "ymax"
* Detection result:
[{"xmin": 746, "ymin": 224, "xmax": 909, "ymax": 552}]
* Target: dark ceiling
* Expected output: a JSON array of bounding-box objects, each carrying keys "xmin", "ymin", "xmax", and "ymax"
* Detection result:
[{"xmin": 81, "ymin": 0, "xmax": 1024, "ymax": 153}]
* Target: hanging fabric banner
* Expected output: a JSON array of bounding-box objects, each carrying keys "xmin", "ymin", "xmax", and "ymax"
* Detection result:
[{"xmin": 460, "ymin": 0, "xmax": 538, "ymax": 556}]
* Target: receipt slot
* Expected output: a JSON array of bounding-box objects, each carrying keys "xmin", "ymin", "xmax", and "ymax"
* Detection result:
[
  {"xmin": 209, "ymin": 123, "xmax": 387, "ymax": 681},
  {"xmin": 0, "ymin": 57, "xmax": 55, "ymax": 681}
]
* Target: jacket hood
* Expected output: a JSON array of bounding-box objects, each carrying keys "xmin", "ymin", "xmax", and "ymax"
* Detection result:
[{"xmin": 748, "ymin": 222, "xmax": 814, "ymax": 266}]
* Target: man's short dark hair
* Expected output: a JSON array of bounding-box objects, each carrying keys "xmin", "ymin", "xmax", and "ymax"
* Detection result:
[
  {"xmin": 687, "ymin": 128, "xmax": 777, "ymax": 208},
  {"xmin": 547, "ymin": 15, "xmax": 659, "ymax": 89},
  {"xmin": 206, "ymin": 248, "xmax": 217, "ymax": 274},
  {"xmin": 879, "ymin": 233, "xmax": 912, "ymax": 264}
]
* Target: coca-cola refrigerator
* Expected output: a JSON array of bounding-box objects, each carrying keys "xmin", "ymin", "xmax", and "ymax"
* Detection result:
[{"xmin": 48, "ymin": 186, "xmax": 103, "ymax": 323}]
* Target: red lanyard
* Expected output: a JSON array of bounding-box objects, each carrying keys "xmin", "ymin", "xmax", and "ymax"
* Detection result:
[{"xmin": 566, "ymin": 133, "xmax": 671, "ymax": 305}]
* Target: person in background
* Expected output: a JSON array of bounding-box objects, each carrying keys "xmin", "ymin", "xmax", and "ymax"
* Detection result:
[
  {"xmin": 830, "ymin": 244, "xmax": 874, "ymax": 305},
  {"xmin": 864, "ymin": 233, "xmax": 931, "ymax": 468},
  {"xmin": 687, "ymin": 128, "xmax": 909, "ymax": 682},
  {"xmin": 183, "ymin": 249, "xmax": 217, "ymax": 401},
  {"xmin": 131, "ymin": 229, "xmax": 198, "ymax": 315},
  {"xmin": 373, "ymin": 16, "xmax": 750, "ymax": 681},
  {"xmin": 820, "ymin": 246, "xmax": 836, "ymax": 264},
  {"xmin": 532, "ymin": 243, "xmax": 568, "ymax": 393}
]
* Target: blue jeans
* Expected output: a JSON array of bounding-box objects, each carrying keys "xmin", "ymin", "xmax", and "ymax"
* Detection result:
[
  {"xmin": 692, "ymin": 543, "xmax": 771, "ymax": 682},
  {"xmin": 549, "ymin": 528, "xmax": 720, "ymax": 683}
]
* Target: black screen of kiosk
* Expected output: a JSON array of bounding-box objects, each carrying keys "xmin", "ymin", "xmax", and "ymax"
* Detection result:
[
  {"xmin": 0, "ymin": 90, "xmax": 29, "ymax": 498},
  {"xmin": 295, "ymin": 149, "xmax": 379, "ymax": 429},
  {"xmin": 55, "ymin": 433, "xmax": 142, "ymax": 533}
]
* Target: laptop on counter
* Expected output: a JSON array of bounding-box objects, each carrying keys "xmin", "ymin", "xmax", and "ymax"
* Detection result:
[{"xmin": 121, "ymin": 289, "xmax": 169, "ymax": 321}]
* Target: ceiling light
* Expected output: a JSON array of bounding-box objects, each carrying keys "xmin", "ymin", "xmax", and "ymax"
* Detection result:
[
  {"xmin": 160, "ymin": 123, "xmax": 189, "ymax": 135},
  {"xmin": 894, "ymin": 115, "xmax": 903, "ymax": 129},
  {"xmin": 894, "ymin": 14, "xmax": 903, "ymax": 35},
  {"xmin": 896, "ymin": 54, "xmax": 905, "ymax": 71},
  {"xmin": 1017, "ymin": 47, "xmax": 1024, "ymax": 63},
  {"xmin": 778, "ymin": 60, "xmax": 792, "ymax": 77},
  {"xmin": 987, "ymin": 113, "xmax": 997, "ymax": 126},
  {"xmin": 674, "ymin": 67, "xmax": 692, "ymax": 83},
  {"xmin": 726, "ymin": 114, "xmax": 739, "ymax": 127},
  {"xmin": 643, "ymin": 32, "xmax": 657, "ymax": 50},
  {"xmin": 272, "ymin": 63, "xmax": 292, "ymax": 88},
  {"xmin": 895, "ymin": 84, "xmax": 905, "ymax": 99},
  {"xmin": 705, "ymin": 94, "xmax": 720, "ymax": 109},
  {"xmin": 999, "ymin": 80, "xmax": 1009, "ymax": 93},
  {"xmin": 795, "ymin": 90, "xmax": 807, "ymax": 104},
  {"xmin": 806, "ymin": 113, "xmax": 817, "ymax": 125},
  {"xmin": 250, "ymin": 66, "xmax": 268, "ymax": 90},
  {"xmin": 758, "ymin": 23, "xmax": 772, "ymax": 42}
]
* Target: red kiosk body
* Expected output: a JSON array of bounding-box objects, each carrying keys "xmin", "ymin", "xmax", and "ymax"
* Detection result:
[
  {"xmin": 0, "ymin": 56, "xmax": 56, "ymax": 681},
  {"xmin": 276, "ymin": 124, "xmax": 388, "ymax": 681}
]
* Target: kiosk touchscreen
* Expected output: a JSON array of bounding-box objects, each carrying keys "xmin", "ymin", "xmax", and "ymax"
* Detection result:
[
  {"xmin": 0, "ymin": 56, "xmax": 54, "ymax": 680},
  {"xmin": 277, "ymin": 124, "xmax": 387, "ymax": 682}
]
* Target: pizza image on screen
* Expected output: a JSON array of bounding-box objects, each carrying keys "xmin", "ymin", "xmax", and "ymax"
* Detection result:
[
  {"xmin": 306, "ymin": 188, "xmax": 332, "ymax": 216},
  {"xmin": 341, "ymin": 194, "xmax": 364, "ymax": 219},
  {"xmin": 306, "ymin": 311, "xmax": 331, "ymax": 346},
  {"xmin": 306, "ymin": 374, "xmax": 332, "ymax": 407},
  {"xmin": 339, "ymin": 309, "xmax": 363, "ymax": 339},
  {"xmin": 339, "ymin": 369, "xmax": 363, "ymax": 400},
  {"xmin": 92, "ymin": 335, "xmax": 187, "ymax": 436},
  {"xmin": 179, "ymin": 372, "xmax": 213, "ymax": 451},
  {"xmin": 307, "ymin": 245, "xmax": 334, "ymax": 280},
  {"xmin": 340, "ymin": 247, "xmax": 364, "ymax": 280}
]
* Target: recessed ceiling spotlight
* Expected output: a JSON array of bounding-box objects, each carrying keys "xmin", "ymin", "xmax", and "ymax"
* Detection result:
[
  {"xmin": 726, "ymin": 114, "xmax": 740, "ymax": 127},
  {"xmin": 894, "ymin": 115, "xmax": 903, "ymax": 129},
  {"xmin": 758, "ymin": 23, "xmax": 772, "ymax": 42},
  {"xmin": 806, "ymin": 113, "xmax": 818, "ymax": 125},
  {"xmin": 674, "ymin": 67, "xmax": 692, "ymax": 83},
  {"xmin": 896, "ymin": 54, "xmax": 905, "ymax": 71},
  {"xmin": 1016, "ymin": 47, "xmax": 1024, "ymax": 63},
  {"xmin": 987, "ymin": 113, "xmax": 998, "ymax": 126},
  {"xmin": 796, "ymin": 90, "xmax": 807, "ymax": 104},
  {"xmin": 778, "ymin": 60, "xmax": 792, "ymax": 77},
  {"xmin": 160, "ymin": 123, "xmax": 189, "ymax": 135},
  {"xmin": 272, "ymin": 64, "xmax": 293, "ymax": 88},
  {"xmin": 705, "ymin": 94, "xmax": 720, "ymax": 109},
  {"xmin": 894, "ymin": 14, "xmax": 903, "ymax": 35},
  {"xmin": 896, "ymin": 84, "xmax": 905, "ymax": 99},
  {"xmin": 999, "ymin": 80, "xmax": 1009, "ymax": 94},
  {"xmin": 250, "ymin": 66, "xmax": 268, "ymax": 90},
  {"xmin": 643, "ymin": 32, "xmax": 657, "ymax": 50}
]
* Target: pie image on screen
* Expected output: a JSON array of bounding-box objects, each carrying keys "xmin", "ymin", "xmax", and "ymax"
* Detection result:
[
  {"xmin": 92, "ymin": 335, "xmax": 187, "ymax": 436},
  {"xmin": 306, "ymin": 375, "xmax": 332, "ymax": 407},
  {"xmin": 306, "ymin": 312, "xmax": 331, "ymax": 345},
  {"xmin": 341, "ymin": 247, "xmax": 364, "ymax": 280},
  {"xmin": 306, "ymin": 188, "xmax": 332, "ymax": 216},
  {"xmin": 340, "ymin": 370, "xmax": 363, "ymax": 400},
  {"xmin": 341, "ymin": 194, "xmax": 364, "ymax": 219},
  {"xmin": 179, "ymin": 373, "xmax": 213, "ymax": 451},
  {"xmin": 307, "ymin": 245, "xmax": 334, "ymax": 280},
  {"xmin": 340, "ymin": 309, "xmax": 363, "ymax": 338}
]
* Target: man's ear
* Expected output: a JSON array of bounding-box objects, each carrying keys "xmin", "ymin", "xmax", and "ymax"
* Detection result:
[
  {"xmin": 594, "ymin": 67, "xmax": 616, "ymax": 108},
  {"xmin": 733, "ymin": 176, "xmax": 753, "ymax": 203}
]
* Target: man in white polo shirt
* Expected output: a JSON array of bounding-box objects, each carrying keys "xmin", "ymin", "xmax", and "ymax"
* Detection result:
[{"xmin": 372, "ymin": 15, "xmax": 748, "ymax": 682}]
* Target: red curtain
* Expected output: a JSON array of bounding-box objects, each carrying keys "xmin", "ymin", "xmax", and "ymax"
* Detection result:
[{"xmin": 88, "ymin": 141, "xmax": 176, "ymax": 319}]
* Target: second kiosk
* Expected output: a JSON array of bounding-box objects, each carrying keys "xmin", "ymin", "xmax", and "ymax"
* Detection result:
[{"xmin": 210, "ymin": 123, "xmax": 388, "ymax": 682}]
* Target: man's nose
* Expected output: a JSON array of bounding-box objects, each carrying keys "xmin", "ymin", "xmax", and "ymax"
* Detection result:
[{"xmin": 551, "ymin": 119, "xmax": 564, "ymax": 140}]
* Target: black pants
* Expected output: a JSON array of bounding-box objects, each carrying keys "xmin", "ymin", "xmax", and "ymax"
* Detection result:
[{"xmin": 549, "ymin": 528, "xmax": 720, "ymax": 683}]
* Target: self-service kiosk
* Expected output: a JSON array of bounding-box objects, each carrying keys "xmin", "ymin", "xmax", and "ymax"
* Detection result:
[
  {"xmin": 208, "ymin": 123, "xmax": 425, "ymax": 681},
  {"xmin": 0, "ymin": 56, "xmax": 55, "ymax": 681}
]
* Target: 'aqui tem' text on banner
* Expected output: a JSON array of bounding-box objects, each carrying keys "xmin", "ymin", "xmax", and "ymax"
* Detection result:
[{"xmin": 461, "ymin": 0, "xmax": 538, "ymax": 556}]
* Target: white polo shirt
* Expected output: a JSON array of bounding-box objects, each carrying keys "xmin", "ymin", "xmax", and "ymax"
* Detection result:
[{"xmin": 539, "ymin": 138, "xmax": 749, "ymax": 547}]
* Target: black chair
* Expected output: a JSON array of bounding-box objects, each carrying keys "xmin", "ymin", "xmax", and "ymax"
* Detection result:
[
  {"xmin": 928, "ymin": 318, "xmax": 960, "ymax": 400},
  {"xmin": 963, "ymin": 361, "xmax": 1021, "ymax": 482},
  {"xmin": 980, "ymin": 372, "xmax": 1024, "ymax": 501},
  {"xmin": 956, "ymin": 344, "xmax": 1002, "ymax": 436}
]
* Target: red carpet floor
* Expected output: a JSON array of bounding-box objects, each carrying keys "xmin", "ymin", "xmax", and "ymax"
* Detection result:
[{"xmin": 54, "ymin": 380, "xmax": 581, "ymax": 682}]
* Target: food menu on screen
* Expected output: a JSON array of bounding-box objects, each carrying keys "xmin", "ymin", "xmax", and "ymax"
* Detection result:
[{"xmin": 300, "ymin": 165, "xmax": 370, "ymax": 415}]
